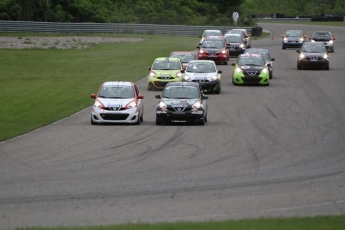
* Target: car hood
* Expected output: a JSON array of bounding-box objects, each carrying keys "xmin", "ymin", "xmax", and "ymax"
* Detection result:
[
  {"xmin": 285, "ymin": 36, "xmax": 302, "ymax": 40},
  {"xmin": 97, "ymin": 98, "xmax": 133, "ymax": 107},
  {"xmin": 161, "ymin": 98, "xmax": 199, "ymax": 107},
  {"xmin": 239, "ymin": 65, "xmax": 265, "ymax": 71},
  {"xmin": 153, "ymin": 70, "xmax": 181, "ymax": 75},
  {"xmin": 203, "ymin": 48, "xmax": 222, "ymax": 53},
  {"xmin": 185, "ymin": 72, "xmax": 217, "ymax": 79}
]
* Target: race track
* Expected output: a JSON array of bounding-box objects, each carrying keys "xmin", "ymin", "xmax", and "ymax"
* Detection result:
[{"xmin": 1, "ymin": 23, "xmax": 345, "ymax": 229}]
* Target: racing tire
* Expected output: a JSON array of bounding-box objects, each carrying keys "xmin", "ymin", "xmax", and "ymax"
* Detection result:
[
  {"xmin": 325, "ymin": 65, "xmax": 329, "ymax": 70},
  {"xmin": 156, "ymin": 118, "xmax": 162, "ymax": 125},
  {"xmin": 282, "ymin": 46, "xmax": 286, "ymax": 49},
  {"xmin": 215, "ymin": 84, "xmax": 221, "ymax": 94},
  {"xmin": 205, "ymin": 114, "xmax": 208, "ymax": 123},
  {"xmin": 91, "ymin": 117, "xmax": 97, "ymax": 125},
  {"xmin": 199, "ymin": 118, "xmax": 205, "ymax": 126},
  {"xmin": 269, "ymin": 71, "xmax": 273, "ymax": 79},
  {"xmin": 297, "ymin": 64, "xmax": 301, "ymax": 70},
  {"xmin": 140, "ymin": 115, "xmax": 143, "ymax": 122},
  {"xmin": 135, "ymin": 116, "xmax": 140, "ymax": 125},
  {"xmin": 224, "ymin": 61, "xmax": 228, "ymax": 65}
]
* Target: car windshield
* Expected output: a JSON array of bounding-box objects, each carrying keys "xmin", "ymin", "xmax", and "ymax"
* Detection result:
[
  {"xmin": 238, "ymin": 57, "xmax": 265, "ymax": 66},
  {"xmin": 163, "ymin": 86, "xmax": 200, "ymax": 99},
  {"xmin": 286, "ymin": 31, "xmax": 302, "ymax": 37},
  {"xmin": 313, "ymin": 32, "xmax": 331, "ymax": 39},
  {"xmin": 225, "ymin": 36, "xmax": 242, "ymax": 43},
  {"xmin": 153, "ymin": 60, "xmax": 181, "ymax": 70},
  {"xmin": 186, "ymin": 63, "xmax": 216, "ymax": 73},
  {"xmin": 170, "ymin": 54, "xmax": 195, "ymax": 63},
  {"xmin": 201, "ymin": 40, "xmax": 224, "ymax": 49},
  {"xmin": 301, "ymin": 44, "xmax": 326, "ymax": 53},
  {"xmin": 98, "ymin": 86, "xmax": 134, "ymax": 99},
  {"xmin": 204, "ymin": 31, "xmax": 222, "ymax": 36}
]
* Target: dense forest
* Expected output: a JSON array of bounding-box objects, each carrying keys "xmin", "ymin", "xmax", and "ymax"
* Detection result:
[{"xmin": 0, "ymin": 0, "xmax": 344, "ymax": 25}]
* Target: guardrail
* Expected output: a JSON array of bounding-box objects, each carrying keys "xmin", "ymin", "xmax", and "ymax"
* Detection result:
[
  {"xmin": 0, "ymin": 20, "xmax": 252, "ymax": 36},
  {"xmin": 257, "ymin": 18, "xmax": 312, "ymax": 22}
]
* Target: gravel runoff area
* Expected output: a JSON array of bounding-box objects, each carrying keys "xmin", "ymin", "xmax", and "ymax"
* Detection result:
[{"xmin": 0, "ymin": 36, "xmax": 144, "ymax": 49}]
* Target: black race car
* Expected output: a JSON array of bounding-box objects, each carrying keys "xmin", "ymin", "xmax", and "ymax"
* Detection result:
[
  {"xmin": 297, "ymin": 42, "xmax": 329, "ymax": 70},
  {"xmin": 309, "ymin": 31, "xmax": 335, "ymax": 53},
  {"xmin": 155, "ymin": 82, "xmax": 208, "ymax": 125}
]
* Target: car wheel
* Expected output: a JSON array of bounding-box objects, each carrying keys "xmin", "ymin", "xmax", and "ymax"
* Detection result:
[
  {"xmin": 156, "ymin": 117, "xmax": 162, "ymax": 125},
  {"xmin": 199, "ymin": 118, "xmax": 205, "ymax": 125},
  {"xmin": 282, "ymin": 45, "xmax": 286, "ymax": 49},
  {"xmin": 325, "ymin": 65, "xmax": 329, "ymax": 70},
  {"xmin": 269, "ymin": 71, "xmax": 273, "ymax": 79},
  {"xmin": 135, "ymin": 116, "xmax": 140, "ymax": 125},
  {"xmin": 215, "ymin": 84, "xmax": 221, "ymax": 94},
  {"xmin": 297, "ymin": 64, "xmax": 301, "ymax": 70},
  {"xmin": 224, "ymin": 61, "xmax": 228, "ymax": 65},
  {"xmin": 205, "ymin": 114, "xmax": 208, "ymax": 123},
  {"xmin": 91, "ymin": 116, "xmax": 97, "ymax": 125},
  {"xmin": 140, "ymin": 115, "xmax": 143, "ymax": 122}
]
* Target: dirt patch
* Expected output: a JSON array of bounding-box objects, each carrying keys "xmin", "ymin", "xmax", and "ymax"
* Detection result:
[{"xmin": 0, "ymin": 36, "xmax": 144, "ymax": 49}]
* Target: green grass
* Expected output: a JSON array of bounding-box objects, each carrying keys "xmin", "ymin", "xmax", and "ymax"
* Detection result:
[
  {"xmin": 0, "ymin": 33, "xmax": 200, "ymax": 141},
  {"xmin": 16, "ymin": 214, "xmax": 345, "ymax": 230}
]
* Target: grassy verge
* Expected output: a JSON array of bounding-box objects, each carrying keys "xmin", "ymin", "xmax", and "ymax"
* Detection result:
[
  {"xmin": 0, "ymin": 33, "xmax": 199, "ymax": 141},
  {"xmin": 19, "ymin": 214, "xmax": 345, "ymax": 230}
]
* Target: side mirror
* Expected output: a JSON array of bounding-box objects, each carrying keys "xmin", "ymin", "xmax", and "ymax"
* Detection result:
[
  {"xmin": 148, "ymin": 67, "xmax": 151, "ymax": 70},
  {"xmin": 282, "ymin": 35, "xmax": 284, "ymax": 38},
  {"xmin": 203, "ymin": 95, "xmax": 208, "ymax": 99},
  {"xmin": 296, "ymin": 50, "xmax": 301, "ymax": 53},
  {"xmin": 199, "ymin": 36, "xmax": 202, "ymax": 38},
  {"xmin": 231, "ymin": 63, "xmax": 236, "ymax": 66},
  {"xmin": 155, "ymin": 95, "xmax": 161, "ymax": 99},
  {"xmin": 138, "ymin": 94, "xmax": 144, "ymax": 99},
  {"xmin": 180, "ymin": 70, "xmax": 185, "ymax": 73},
  {"xmin": 91, "ymin": 94, "xmax": 96, "ymax": 99},
  {"xmin": 266, "ymin": 63, "xmax": 271, "ymax": 67},
  {"xmin": 271, "ymin": 58, "xmax": 275, "ymax": 61},
  {"xmin": 196, "ymin": 46, "xmax": 200, "ymax": 49},
  {"xmin": 218, "ymin": 70, "xmax": 222, "ymax": 74}
]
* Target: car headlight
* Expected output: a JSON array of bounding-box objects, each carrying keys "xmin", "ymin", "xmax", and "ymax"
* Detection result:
[
  {"xmin": 192, "ymin": 101, "xmax": 201, "ymax": 109},
  {"xmin": 329, "ymin": 40, "xmax": 334, "ymax": 44},
  {"xmin": 311, "ymin": 39, "xmax": 315, "ymax": 42},
  {"xmin": 298, "ymin": 38, "xmax": 304, "ymax": 42},
  {"xmin": 126, "ymin": 100, "xmax": 137, "ymax": 109},
  {"xmin": 299, "ymin": 53, "xmax": 305, "ymax": 59},
  {"xmin": 235, "ymin": 67, "xmax": 243, "ymax": 73},
  {"xmin": 211, "ymin": 75, "xmax": 218, "ymax": 81},
  {"xmin": 323, "ymin": 54, "xmax": 328, "ymax": 59},
  {"xmin": 261, "ymin": 68, "xmax": 268, "ymax": 74},
  {"xmin": 149, "ymin": 72, "xmax": 156, "ymax": 78},
  {"xmin": 284, "ymin": 38, "xmax": 289, "ymax": 42},
  {"xmin": 94, "ymin": 100, "xmax": 103, "ymax": 109},
  {"xmin": 158, "ymin": 101, "xmax": 167, "ymax": 109},
  {"xmin": 239, "ymin": 44, "xmax": 245, "ymax": 48},
  {"xmin": 220, "ymin": 49, "xmax": 227, "ymax": 54},
  {"xmin": 184, "ymin": 75, "xmax": 190, "ymax": 81},
  {"xmin": 199, "ymin": 49, "xmax": 205, "ymax": 54},
  {"xmin": 176, "ymin": 72, "xmax": 182, "ymax": 78}
]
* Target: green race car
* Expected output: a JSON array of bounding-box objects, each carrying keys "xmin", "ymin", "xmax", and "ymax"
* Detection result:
[
  {"xmin": 231, "ymin": 53, "xmax": 270, "ymax": 86},
  {"xmin": 147, "ymin": 57, "xmax": 185, "ymax": 91}
]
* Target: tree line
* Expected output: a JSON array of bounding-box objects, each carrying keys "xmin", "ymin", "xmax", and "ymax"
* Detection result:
[{"xmin": 0, "ymin": 0, "xmax": 344, "ymax": 25}]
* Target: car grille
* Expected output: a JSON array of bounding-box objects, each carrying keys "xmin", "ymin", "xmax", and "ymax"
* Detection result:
[
  {"xmin": 100, "ymin": 113, "xmax": 129, "ymax": 120},
  {"xmin": 244, "ymin": 70, "xmax": 260, "ymax": 77},
  {"xmin": 158, "ymin": 74, "xmax": 173, "ymax": 80},
  {"xmin": 242, "ymin": 75, "xmax": 261, "ymax": 83},
  {"xmin": 154, "ymin": 81, "xmax": 170, "ymax": 87},
  {"xmin": 192, "ymin": 79, "xmax": 210, "ymax": 83},
  {"xmin": 206, "ymin": 56, "xmax": 221, "ymax": 61},
  {"xmin": 103, "ymin": 107, "xmax": 126, "ymax": 111},
  {"xmin": 167, "ymin": 107, "xmax": 192, "ymax": 113},
  {"xmin": 306, "ymin": 55, "xmax": 321, "ymax": 61}
]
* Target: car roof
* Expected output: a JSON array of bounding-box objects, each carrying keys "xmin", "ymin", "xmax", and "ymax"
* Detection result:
[
  {"xmin": 239, "ymin": 53, "xmax": 263, "ymax": 58},
  {"xmin": 245, "ymin": 48, "xmax": 269, "ymax": 53},
  {"xmin": 203, "ymin": 30, "xmax": 222, "ymax": 33},
  {"xmin": 170, "ymin": 51, "xmax": 195, "ymax": 55},
  {"xmin": 188, "ymin": 60, "xmax": 216, "ymax": 65},
  {"xmin": 154, "ymin": 57, "xmax": 181, "ymax": 62},
  {"xmin": 102, "ymin": 81, "xmax": 133, "ymax": 87},
  {"xmin": 166, "ymin": 82, "xmax": 200, "ymax": 87},
  {"xmin": 204, "ymin": 35, "xmax": 224, "ymax": 39}
]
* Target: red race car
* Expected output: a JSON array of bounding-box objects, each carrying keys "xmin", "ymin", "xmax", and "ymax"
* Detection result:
[{"xmin": 197, "ymin": 36, "xmax": 229, "ymax": 65}]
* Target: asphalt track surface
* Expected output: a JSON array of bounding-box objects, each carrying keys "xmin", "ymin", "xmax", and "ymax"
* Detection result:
[{"xmin": 1, "ymin": 23, "xmax": 345, "ymax": 229}]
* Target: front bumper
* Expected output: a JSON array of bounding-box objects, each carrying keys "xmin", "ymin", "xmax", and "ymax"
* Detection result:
[
  {"xmin": 233, "ymin": 73, "xmax": 269, "ymax": 85},
  {"xmin": 298, "ymin": 59, "xmax": 329, "ymax": 69},
  {"xmin": 282, "ymin": 41, "xmax": 303, "ymax": 48},
  {"xmin": 91, "ymin": 107, "xmax": 141, "ymax": 124},
  {"xmin": 183, "ymin": 79, "xmax": 220, "ymax": 93},
  {"xmin": 156, "ymin": 109, "xmax": 205, "ymax": 124},
  {"xmin": 148, "ymin": 78, "xmax": 183, "ymax": 90}
]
